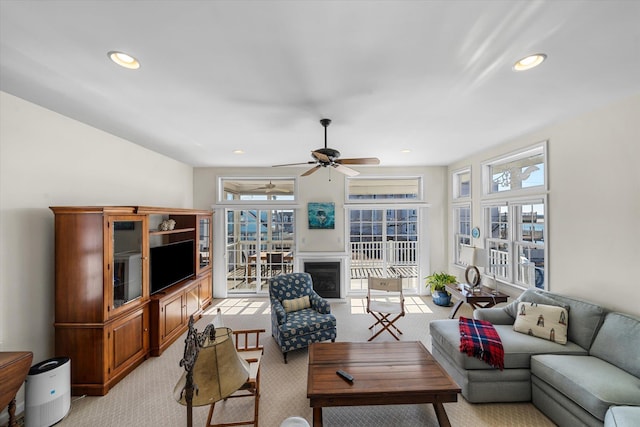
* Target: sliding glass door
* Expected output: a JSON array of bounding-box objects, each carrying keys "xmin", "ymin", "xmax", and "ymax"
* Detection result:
[
  {"xmin": 226, "ymin": 208, "xmax": 295, "ymax": 294},
  {"xmin": 348, "ymin": 207, "xmax": 419, "ymax": 292}
]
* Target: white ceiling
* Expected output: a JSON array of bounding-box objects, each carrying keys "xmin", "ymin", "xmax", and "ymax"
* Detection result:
[{"xmin": 1, "ymin": 1, "xmax": 639, "ymax": 168}]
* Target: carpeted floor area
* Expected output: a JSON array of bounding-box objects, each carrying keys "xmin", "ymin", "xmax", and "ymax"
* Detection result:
[{"xmin": 48, "ymin": 295, "xmax": 554, "ymax": 427}]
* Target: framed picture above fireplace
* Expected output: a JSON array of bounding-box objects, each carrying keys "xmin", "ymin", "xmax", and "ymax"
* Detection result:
[{"xmin": 308, "ymin": 202, "xmax": 335, "ymax": 229}]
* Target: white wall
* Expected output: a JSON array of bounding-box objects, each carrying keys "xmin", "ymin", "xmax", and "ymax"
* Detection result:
[
  {"xmin": 447, "ymin": 94, "xmax": 640, "ymax": 316},
  {"xmin": 193, "ymin": 165, "xmax": 448, "ymax": 297},
  {"xmin": 0, "ymin": 92, "xmax": 193, "ymax": 417}
]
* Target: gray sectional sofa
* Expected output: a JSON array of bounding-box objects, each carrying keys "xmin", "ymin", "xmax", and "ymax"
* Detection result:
[{"xmin": 429, "ymin": 288, "xmax": 640, "ymax": 426}]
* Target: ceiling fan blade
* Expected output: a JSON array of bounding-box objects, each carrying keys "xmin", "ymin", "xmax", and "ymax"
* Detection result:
[
  {"xmin": 311, "ymin": 151, "xmax": 331, "ymax": 163},
  {"xmin": 333, "ymin": 164, "xmax": 360, "ymax": 177},
  {"xmin": 336, "ymin": 157, "xmax": 380, "ymax": 165},
  {"xmin": 302, "ymin": 165, "xmax": 322, "ymax": 176},
  {"xmin": 273, "ymin": 161, "xmax": 315, "ymax": 167}
]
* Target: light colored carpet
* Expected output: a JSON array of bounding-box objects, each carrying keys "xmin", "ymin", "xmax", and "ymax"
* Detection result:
[{"xmin": 53, "ymin": 295, "xmax": 555, "ymax": 427}]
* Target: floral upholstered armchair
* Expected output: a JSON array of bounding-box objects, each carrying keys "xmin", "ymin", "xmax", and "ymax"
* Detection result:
[{"xmin": 269, "ymin": 273, "xmax": 337, "ymax": 363}]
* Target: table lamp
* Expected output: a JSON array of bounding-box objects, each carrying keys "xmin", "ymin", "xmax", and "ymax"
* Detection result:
[{"xmin": 174, "ymin": 316, "xmax": 249, "ymax": 427}]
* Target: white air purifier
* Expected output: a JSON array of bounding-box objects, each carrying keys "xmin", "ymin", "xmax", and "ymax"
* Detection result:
[{"xmin": 25, "ymin": 357, "xmax": 71, "ymax": 427}]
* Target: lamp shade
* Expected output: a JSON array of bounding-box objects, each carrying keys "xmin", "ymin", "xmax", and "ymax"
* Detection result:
[
  {"xmin": 459, "ymin": 245, "xmax": 475, "ymax": 266},
  {"xmin": 174, "ymin": 327, "xmax": 249, "ymax": 407}
]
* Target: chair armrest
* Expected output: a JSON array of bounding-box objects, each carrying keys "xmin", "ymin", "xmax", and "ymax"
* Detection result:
[
  {"xmin": 309, "ymin": 292, "xmax": 331, "ymax": 314},
  {"xmin": 474, "ymin": 307, "xmax": 515, "ymax": 325},
  {"xmin": 272, "ymin": 299, "xmax": 287, "ymax": 324}
]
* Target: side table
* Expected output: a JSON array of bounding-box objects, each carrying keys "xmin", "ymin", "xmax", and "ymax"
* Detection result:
[
  {"xmin": 444, "ymin": 284, "xmax": 508, "ymax": 319},
  {"xmin": 0, "ymin": 351, "xmax": 33, "ymax": 427}
]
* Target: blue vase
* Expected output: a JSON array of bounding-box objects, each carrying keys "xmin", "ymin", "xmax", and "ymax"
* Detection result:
[{"xmin": 432, "ymin": 291, "xmax": 452, "ymax": 306}]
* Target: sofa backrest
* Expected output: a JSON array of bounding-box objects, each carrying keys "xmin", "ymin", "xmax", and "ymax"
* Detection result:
[
  {"xmin": 542, "ymin": 291, "xmax": 607, "ymax": 350},
  {"xmin": 504, "ymin": 289, "xmax": 607, "ymax": 350},
  {"xmin": 589, "ymin": 312, "xmax": 640, "ymax": 378}
]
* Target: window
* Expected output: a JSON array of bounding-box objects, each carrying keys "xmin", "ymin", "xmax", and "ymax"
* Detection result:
[
  {"xmin": 483, "ymin": 200, "xmax": 545, "ymax": 289},
  {"xmin": 453, "ymin": 168, "xmax": 471, "ymax": 199},
  {"xmin": 483, "ymin": 144, "xmax": 545, "ymax": 195},
  {"xmin": 347, "ymin": 177, "xmax": 421, "ymax": 202},
  {"xmin": 480, "ymin": 142, "xmax": 547, "ymax": 289},
  {"xmin": 219, "ymin": 177, "xmax": 296, "ymax": 203},
  {"xmin": 453, "ymin": 204, "xmax": 471, "ymax": 266}
]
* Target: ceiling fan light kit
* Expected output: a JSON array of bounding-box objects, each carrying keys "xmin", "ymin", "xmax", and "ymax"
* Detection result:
[{"xmin": 274, "ymin": 118, "xmax": 380, "ymax": 177}]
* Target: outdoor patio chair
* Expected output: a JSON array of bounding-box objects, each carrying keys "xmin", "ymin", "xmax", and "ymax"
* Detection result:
[{"xmin": 366, "ymin": 276, "xmax": 405, "ymax": 341}]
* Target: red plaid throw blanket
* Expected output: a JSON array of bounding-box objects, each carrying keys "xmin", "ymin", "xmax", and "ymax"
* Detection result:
[{"xmin": 459, "ymin": 316, "xmax": 504, "ymax": 370}]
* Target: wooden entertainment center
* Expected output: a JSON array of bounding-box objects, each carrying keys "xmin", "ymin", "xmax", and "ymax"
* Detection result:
[{"xmin": 50, "ymin": 206, "xmax": 213, "ymax": 396}]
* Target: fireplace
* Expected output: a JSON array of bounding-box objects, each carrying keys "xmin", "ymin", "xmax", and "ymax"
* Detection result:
[{"xmin": 304, "ymin": 261, "xmax": 340, "ymax": 298}]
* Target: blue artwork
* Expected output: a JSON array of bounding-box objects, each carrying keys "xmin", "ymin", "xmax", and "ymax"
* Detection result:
[{"xmin": 308, "ymin": 202, "xmax": 335, "ymax": 229}]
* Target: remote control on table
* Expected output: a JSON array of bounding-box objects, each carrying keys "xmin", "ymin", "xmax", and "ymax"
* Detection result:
[{"xmin": 336, "ymin": 369, "xmax": 354, "ymax": 383}]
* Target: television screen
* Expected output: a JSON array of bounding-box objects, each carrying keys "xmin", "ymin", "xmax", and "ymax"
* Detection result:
[{"xmin": 150, "ymin": 240, "xmax": 195, "ymax": 294}]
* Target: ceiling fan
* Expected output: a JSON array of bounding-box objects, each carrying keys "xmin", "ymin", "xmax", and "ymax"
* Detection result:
[
  {"xmin": 274, "ymin": 118, "xmax": 380, "ymax": 176},
  {"xmin": 251, "ymin": 180, "xmax": 290, "ymax": 193}
]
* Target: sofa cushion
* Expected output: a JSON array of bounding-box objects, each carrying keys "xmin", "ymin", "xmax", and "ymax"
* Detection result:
[
  {"xmin": 430, "ymin": 319, "xmax": 586, "ymax": 370},
  {"xmin": 605, "ymin": 406, "xmax": 640, "ymax": 427},
  {"xmin": 589, "ymin": 312, "xmax": 640, "ymax": 378},
  {"xmin": 531, "ymin": 354, "xmax": 640, "ymax": 421},
  {"xmin": 513, "ymin": 302, "xmax": 568, "ymax": 344},
  {"xmin": 282, "ymin": 295, "xmax": 311, "ymax": 313}
]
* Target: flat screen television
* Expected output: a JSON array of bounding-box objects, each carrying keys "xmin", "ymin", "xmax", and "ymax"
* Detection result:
[{"xmin": 150, "ymin": 239, "xmax": 195, "ymax": 295}]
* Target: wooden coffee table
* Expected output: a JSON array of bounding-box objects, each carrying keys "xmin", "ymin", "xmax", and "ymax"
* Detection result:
[
  {"xmin": 445, "ymin": 283, "xmax": 509, "ymax": 319},
  {"xmin": 307, "ymin": 341, "xmax": 460, "ymax": 427}
]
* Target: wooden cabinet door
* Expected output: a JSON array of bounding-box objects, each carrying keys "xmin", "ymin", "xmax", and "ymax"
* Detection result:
[
  {"xmin": 105, "ymin": 215, "xmax": 148, "ymax": 320},
  {"xmin": 200, "ymin": 272, "xmax": 212, "ymax": 308},
  {"xmin": 196, "ymin": 214, "xmax": 212, "ymax": 276},
  {"xmin": 107, "ymin": 307, "xmax": 148, "ymax": 380},
  {"xmin": 185, "ymin": 282, "xmax": 200, "ymax": 318},
  {"xmin": 160, "ymin": 292, "xmax": 184, "ymax": 342}
]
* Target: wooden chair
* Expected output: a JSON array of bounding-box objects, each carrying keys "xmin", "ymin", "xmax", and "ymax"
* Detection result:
[
  {"xmin": 207, "ymin": 308, "xmax": 265, "ymax": 427},
  {"xmin": 266, "ymin": 252, "xmax": 284, "ymax": 276},
  {"xmin": 366, "ymin": 276, "xmax": 405, "ymax": 341}
]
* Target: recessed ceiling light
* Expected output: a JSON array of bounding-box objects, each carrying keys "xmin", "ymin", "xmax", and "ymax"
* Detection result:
[
  {"xmin": 108, "ymin": 51, "xmax": 140, "ymax": 69},
  {"xmin": 513, "ymin": 54, "xmax": 546, "ymax": 71},
  {"xmin": 232, "ymin": 149, "xmax": 245, "ymax": 155},
  {"xmin": 400, "ymin": 149, "xmax": 411, "ymax": 153}
]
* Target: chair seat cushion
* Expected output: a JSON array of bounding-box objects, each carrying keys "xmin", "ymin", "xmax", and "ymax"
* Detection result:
[{"xmin": 279, "ymin": 308, "xmax": 336, "ymax": 337}]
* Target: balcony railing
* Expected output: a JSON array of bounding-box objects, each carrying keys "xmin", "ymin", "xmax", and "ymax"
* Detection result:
[{"xmin": 349, "ymin": 241, "xmax": 417, "ymax": 278}]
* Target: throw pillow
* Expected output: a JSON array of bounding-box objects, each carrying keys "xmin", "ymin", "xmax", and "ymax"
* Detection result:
[
  {"xmin": 513, "ymin": 302, "xmax": 569, "ymax": 344},
  {"xmin": 282, "ymin": 295, "xmax": 311, "ymax": 313}
]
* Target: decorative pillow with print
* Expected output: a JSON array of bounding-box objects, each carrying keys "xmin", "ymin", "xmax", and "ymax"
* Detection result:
[
  {"xmin": 513, "ymin": 302, "xmax": 569, "ymax": 344},
  {"xmin": 282, "ymin": 295, "xmax": 311, "ymax": 313}
]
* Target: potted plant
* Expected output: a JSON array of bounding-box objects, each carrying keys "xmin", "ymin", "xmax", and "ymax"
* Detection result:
[{"xmin": 425, "ymin": 272, "xmax": 458, "ymax": 306}]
